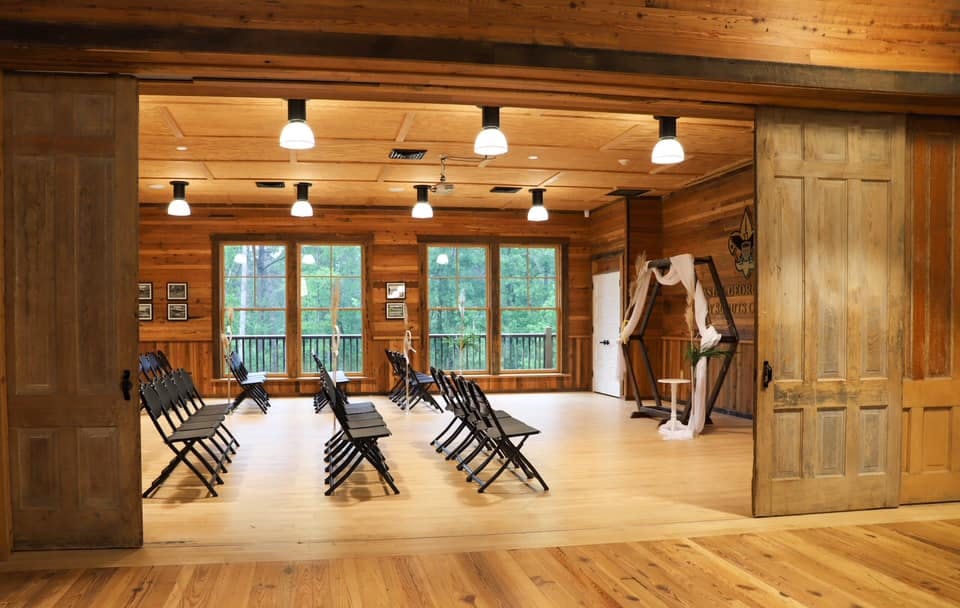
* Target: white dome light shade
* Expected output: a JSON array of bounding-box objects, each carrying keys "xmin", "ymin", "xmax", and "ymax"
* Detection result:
[
  {"xmin": 527, "ymin": 204, "xmax": 549, "ymax": 222},
  {"xmin": 474, "ymin": 127, "xmax": 508, "ymax": 156},
  {"xmin": 279, "ymin": 99, "xmax": 315, "ymax": 150},
  {"xmin": 412, "ymin": 201, "xmax": 434, "ymax": 219},
  {"xmin": 291, "ymin": 200, "xmax": 314, "ymax": 217},
  {"xmin": 473, "ymin": 106, "xmax": 508, "ymax": 156},
  {"xmin": 233, "ymin": 252, "xmax": 247, "ymax": 265},
  {"xmin": 651, "ymin": 116, "xmax": 685, "ymax": 165},
  {"xmin": 436, "ymin": 253, "xmax": 450, "ymax": 265},
  {"xmin": 167, "ymin": 180, "xmax": 191, "ymax": 217},
  {"xmin": 412, "ymin": 184, "xmax": 433, "ymax": 219},
  {"xmin": 527, "ymin": 188, "xmax": 548, "ymax": 222},
  {"xmin": 280, "ymin": 120, "xmax": 315, "ymax": 150},
  {"xmin": 652, "ymin": 137, "xmax": 685, "ymax": 164},
  {"xmin": 301, "ymin": 253, "xmax": 316, "ymax": 265},
  {"xmin": 290, "ymin": 182, "xmax": 314, "ymax": 217}
]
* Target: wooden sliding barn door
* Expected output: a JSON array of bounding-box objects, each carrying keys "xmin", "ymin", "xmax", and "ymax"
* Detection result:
[
  {"xmin": 3, "ymin": 73, "xmax": 141, "ymax": 548},
  {"xmin": 754, "ymin": 108, "xmax": 905, "ymax": 516}
]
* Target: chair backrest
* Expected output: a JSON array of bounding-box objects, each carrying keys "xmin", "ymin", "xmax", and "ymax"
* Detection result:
[
  {"xmin": 227, "ymin": 351, "xmax": 249, "ymax": 381},
  {"xmin": 318, "ymin": 369, "xmax": 353, "ymax": 433},
  {"xmin": 140, "ymin": 383, "xmax": 167, "ymax": 419},
  {"xmin": 431, "ymin": 367, "xmax": 459, "ymax": 409},
  {"xmin": 465, "ymin": 380, "xmax": 509, "ymax": 436},
  {"xmin": 156, "ymin": 350, "xmax": 174, "ymax": 374}
]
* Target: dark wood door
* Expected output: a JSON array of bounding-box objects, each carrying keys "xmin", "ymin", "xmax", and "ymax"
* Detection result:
[{"xmin": 4, "ymin": 73, "xmax": 141, "ymax": 548}]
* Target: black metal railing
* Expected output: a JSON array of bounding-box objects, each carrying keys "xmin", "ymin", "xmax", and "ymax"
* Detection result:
[
  {"xmin": 302, "ymin": 334, "xmax": 363, "ymax": 373},
  {"xmin": 231, "ymin": 335, "xmax": 287, "ymax": 374},
  {"xmin": 228, "ymin": 334, "xmax": 363, "ymax": 374},
  {"xmin": 501, "ymin": 331, "xmax": 557, "ymax": 370},
  {"xmin": 428, "ymin": 330, "xmax": 557, "ymax": 371},
  {"xmin": 429, "ymin": 334, "xmax": 488, "ymax": 371}
]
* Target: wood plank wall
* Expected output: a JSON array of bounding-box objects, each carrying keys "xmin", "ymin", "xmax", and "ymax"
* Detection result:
[
  {"xmin": 623, "ymin": 197, "xmax": 664, "ymax": 400},
  {"xmin": 139, "ymin": 205, "xmax": 593, "ymax": 396},
  {"xmin": 6, "ymin": 1, "xmax": 958, "ymax": 74},
  {"xmin": 902, "ymin": 117, "xmax": 960, "ymax": 504},
  {"xmin": 655, "ymin": 167, "xmax": 756, "ymax": 416}
]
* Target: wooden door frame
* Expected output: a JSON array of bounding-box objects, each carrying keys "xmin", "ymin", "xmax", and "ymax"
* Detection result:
[{"xmin": 0, "ymin": 70, "xmax": 10, "ymax": 560}]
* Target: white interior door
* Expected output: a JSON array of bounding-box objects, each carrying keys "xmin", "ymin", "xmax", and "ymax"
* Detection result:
[{"xmin": 593, "ymin": 271, "xmax": 621, "ymax": 397}]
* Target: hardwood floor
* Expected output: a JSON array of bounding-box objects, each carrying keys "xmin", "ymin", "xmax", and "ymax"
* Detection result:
[
  {"xmin": 2, "ymin": 392, "xmax": 959, "ymax": 576},
  {"xmin": 1, "ymin": 519, "xmax": 958, "ymax": 606}
]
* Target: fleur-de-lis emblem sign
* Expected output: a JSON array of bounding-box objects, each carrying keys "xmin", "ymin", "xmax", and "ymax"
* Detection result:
[{"xmin": 728, "ymin": 208, "xmax": 755, "ymax": 279}]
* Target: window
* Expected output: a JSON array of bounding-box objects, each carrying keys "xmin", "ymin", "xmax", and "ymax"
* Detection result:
[
  {"xmin": 500, "ymin": 246, "xmax": 559, "ymax": 370},
  {"xmin": 222, "ymin": 244, "xmax": 288, "ymax": 373},
  {"xmin": 427, "ymin": 246, "xmax": 489, "ymax": 372},
  {"xmin": 220, "ymin": 241, "xmax": 365, "ymax": 377},
  {"xmin": 300, "ymin": 244, "xmax": 364, "ymax": 373}
]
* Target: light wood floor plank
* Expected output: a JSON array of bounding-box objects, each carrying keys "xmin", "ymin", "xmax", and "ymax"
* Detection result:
[{"xmin": 0, "ymin": 519, "xmax": 957, "ymax": 606}]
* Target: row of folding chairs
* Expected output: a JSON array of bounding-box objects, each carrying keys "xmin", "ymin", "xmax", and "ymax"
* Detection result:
[
  {"xmin": 140, "ymin": 369, "xmax": 240, "ymax": 498},
  {"xmin": 139, "ymin": 350, "xmax": 174, "ymax": 382},
  {"xmin": 226, "ymin": 350, "xmax": 272, "ymax": 414},
  {"xmin": 429, "ymin": 367, "xmax": 549, "ymax": 493},
  {"xmin": 318, "ymin": 368, "xmax": 399, "ymax": 496},
  {"xmin": 385, "ymin": 349, "xmax": 441, "ymax": 411}
]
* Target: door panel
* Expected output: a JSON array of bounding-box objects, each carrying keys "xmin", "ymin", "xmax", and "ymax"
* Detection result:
[
  {"xmin": 901, "ymin": 117, "xmax": 960, "ymax": 504},
  {"xmin": 4, "ymin": 73, "xmax": 141, "ymax": 548},
  {"xmin": 592, "ymin": 271, "xmax": 621, "ymax": 397},
  {"xmin": 754, "ymin": 108, "xmax": 905, "ymax": 516}
]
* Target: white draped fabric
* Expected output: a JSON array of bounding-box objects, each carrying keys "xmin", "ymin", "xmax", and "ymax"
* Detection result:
[{"xmin": 619, "ymin": 254, "xmax": 721, "ymax": 438}]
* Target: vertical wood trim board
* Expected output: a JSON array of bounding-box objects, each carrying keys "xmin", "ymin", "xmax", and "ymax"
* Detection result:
[{"xmin": 901, "ymin": 116, "xmax": 960, "ymax": 505}]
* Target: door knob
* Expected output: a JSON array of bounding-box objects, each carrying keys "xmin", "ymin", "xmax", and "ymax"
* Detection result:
[{"xmin": 600, "ymin": 339, "xmax": 611, "ymax": 345}]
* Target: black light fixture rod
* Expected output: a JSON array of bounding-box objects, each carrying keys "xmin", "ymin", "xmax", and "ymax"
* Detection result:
[
  {"xmin": 288, "ymin": 99, "xmax": 307, "ymax": 121},
  {"xmin": 655, "ymin": 116, "xmax": 678, "ymax": 139},
  {"xmin": 414, "ymin": 184, "xmax": 431, "ymax": 202},
  {"xmin": 170, "ymin": 180, "xmax": 188, "ymax": 199},
  {"xmin": 481, "ymin": 106, "xmax": 501, "ymax": 129},
  {"xmin": 295, "ymin": 181, "xmax": 311, "ymax": 200},
  {"xmin": 530, "ymin": 188, "xmax": 545, "ymax": 205}
]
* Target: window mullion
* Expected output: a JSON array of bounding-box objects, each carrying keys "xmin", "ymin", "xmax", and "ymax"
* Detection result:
[{"xmin": 491, "ymin": 243, "xmax": 501, "ymax": 376}]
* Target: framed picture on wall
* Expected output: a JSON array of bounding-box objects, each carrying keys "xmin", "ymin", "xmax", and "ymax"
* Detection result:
[
  {"xmin": 138, "ymin": 303, "xmax": 153, "ymax": 321},
  {"xmin": 386, "ymin": 282, "xmax": 406, "ymax": 300},
  {"xmin": 167, "ymin": 302, "xmax": 188, "ymax": 321},
  {"xmin": 138, "ymin": 282, "xmax": 153, "ymax": 301},
  {"xmin": 385, "ymin": 302, "xmax": 406, "ymax": 320},
  {"xmin": 167, "ymin": 282, "xmax": 188, "ymax": 301}
]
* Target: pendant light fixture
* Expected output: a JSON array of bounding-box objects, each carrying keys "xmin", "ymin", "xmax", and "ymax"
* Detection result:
[
  {"xmin": 167, "ymin": 180, "xmax": 191, "ymax": 216},
  {"xmin": 411, "ymin": 184, "xmax": 433, "ymax": 219},
  {"xmin": 436, "ymin": 253, "xmax": 450, "ymax": 265},
  {"xmin": 651, "ymin": 116, "xmax": 685, "ymax": 165},
  {"xmin": 527, "ymin": 188, "xmax": 548, "ymax": 222},
  {"xmin": 473, "ymin": 106, "xmax": 508, "ymax": 156},
  {"xmin": 279, "ymin": 99, "xmax": 315, "ymax": 150},
  {"xmin": 290, "ymin": 182, "xmax": 314, "ymax": 217}
]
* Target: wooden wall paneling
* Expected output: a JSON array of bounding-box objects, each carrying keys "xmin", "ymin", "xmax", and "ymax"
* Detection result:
[
  {"xmin": 754, "ymin": 108, "xmax": 905, "ymax": 516},
  {"xmin": 2, "ymin": 2, "xmax": 960, "ymax": 83},
  {"xmin": 0, "ymin": 70, "xmax": 9, "ymax": 561},
  {"xmin": 140, "ymin": 206, "xmax": 593, "ymax": 395},
  {"xmin": 5, "ymin": 73, "xmax": 142, "ymax": 548},
  {"xmin": 901, "ymin": 117, "xmax": 960, "ymax": 505},
  {"xmin": 623, "ymin": 197, "xmax": 664, "ymax": 401},
  {"xmin": 655, "ymin": 166, "xmax": 757, "ymax": 417}
]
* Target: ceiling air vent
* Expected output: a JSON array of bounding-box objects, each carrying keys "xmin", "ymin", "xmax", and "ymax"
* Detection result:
[
  {"xmin": 255, "ymin": 181, "xmax": 286, "ymax": 189},
  {"xmin": 490, "ymin": 186, "xmax": 522, "ymax": 194},
  {"xmin": 606, "ymin": 188, "xmax": 650, "ymax": 197},
  {"xmin": 389, "ymin": 149, "xmax": 427, "ymax": 160}
]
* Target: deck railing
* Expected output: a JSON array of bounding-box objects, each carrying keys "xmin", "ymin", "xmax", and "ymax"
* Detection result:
[
  {"xmin": 229, "ymin": 334, "xmax": 363, "ymax": 374},
  {"xmin": 428, "ymin": 330, "xmax": 557, "ymax": 371}
]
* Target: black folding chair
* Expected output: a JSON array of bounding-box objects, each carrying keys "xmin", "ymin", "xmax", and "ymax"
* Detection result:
[
  {"xmin": 319, "ymin": 369, "xmax": 399, "ymax": 496},
  {"xmin": 141, "ymin": 381, "xmax": 232, "ymax": 497},
  {"xmin": 227, "ymin": 351, "xmax": 271, "ymax": 413},
  {"xmin": 454, "ymin": 377, "xmax": 549, "ymax": 493},
  {"xmin": 311, "ymin": 353, "xmax": 353, "ymax": 413}
]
